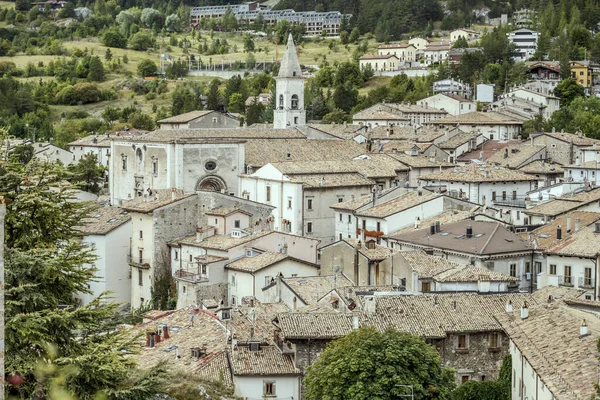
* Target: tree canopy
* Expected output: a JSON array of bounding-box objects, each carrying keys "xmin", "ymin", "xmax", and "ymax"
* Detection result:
[{"xmin": 304, "ymin": 327, "xmax": 455, "ymax": 400}]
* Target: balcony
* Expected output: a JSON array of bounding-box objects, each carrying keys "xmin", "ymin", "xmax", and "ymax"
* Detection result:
[
  {"xmin": 174, "ymin": 268, "xmax": 209, "ymax": 283},
  {"xmin": 128, "ymin": 255, "xmax": 151, "ymax": 269},
  {"xmin": 492, "ymin": 196, "xmax": 527, "ymax": 208},
  {"xmin": 578, "ymin": 276, "xmax": 595, "ymax": 289},
  {"xmin": 558, "ymin": 275, "xmax": 574, "ymax": 287}
]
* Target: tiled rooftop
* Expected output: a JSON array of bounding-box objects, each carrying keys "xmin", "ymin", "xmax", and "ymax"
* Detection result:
[
  {"xmin": 547, "ymin": 222, "xmax": 600, "ymax": 257},
  {"xmin": 230, "ymin": 346, "xmax": 300, "ymax": 376},
  {"xmin": 525, "ymin": 188, "xmax": 600, "ymax": 217},
  {"xmin": 524, "ymin": 211, "xmax": 600, "ymax": 251},
  {"xmin": 437, "ymin": 132, "xmax": 480, "ymax": 150},
  {"xmin": 389, "ymin": 210, "xmax": 473, "ymax": 235},
  {"xmin": 342, "ymin": 238, "xmax": 400, "ymax": 261},
  {"xmin": 539, "ymin": 132, "xmax": 600, "ymax": 146},
  {"xmin": 457, "ymin": 140, "xmax": 521, "ymax": 162},
  {"xmin": 118, "ymin": 128, "xmax": 305, "ymax": 143},
  {"xmin": 495, "ymin": 302, "xmax": 600, "ymax": 400},
  {"xmin": 288, "ymin": 173, "xmax": 374, "ymax": 188},
  {"xmin": 225, "ymin": 252, "xmax": 289, "ymax": 273},
  {"xmin": 177, "ymin": 230, "xmax": 272, "ymax": 251},
  {"xmin": 487, "ymin": 145, "xmax": 546, "ymax": 168},
  {"xmin": 368, "ymin": 125, "xmax": 447, "ymax": 142},
  {"xmin": 205, "ymin": 207, "xmax": 250, "ymax": 217},
  {"xmin": 420, "ymin": 163, "xmax": 537, "ymax": 183},
  {"xmin": 388, "ymin": 220, "xmax": 531, "ymax": 256},
  {"xmin": 76, "ymin": 206, "xmax": 131, "ymax": 235},
  {"xmin": 518, "ymin": 160, "xmax": 564, "ymax": 174},
  {"xmin": 305, "ymin": 123, "xmax": 364, "ymax": 140},
  {"xmin": 157, "ymin": 110, "xmax": 213, "ymax": 124},
  {"xmin": 430, "ymin": 111, "xmax": 524, "ymax": 125},
  {"xmin": 355, "ymin": 191, "xmax": 441, "ymax": 218},
  {"xmin": 122, "ymin": 189, "xmax": 195, "ymax": 213},
  {"xmin": 68, "ymin": 130, "xmax": 148, "ymax": 147},
  {"xmin": 283, "ymin": 275, "xmax": 354, "ymax": 304},
  {"xmin": 353, "ymin": 109, "xmax": 409, "ymax": 121},
  {"xmin": 387, "ymin": 153, "xmax": 455, "ymax": 168}
]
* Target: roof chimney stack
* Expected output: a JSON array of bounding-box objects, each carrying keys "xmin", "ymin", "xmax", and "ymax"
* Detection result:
[
  {"xmin": 505, "ymin": 300, "xmax": 513, "ymax": 313},
  {"xmin": 171, "ymin": 188, "xmax": 177, "ymax": 201},
  {"xmin": 557, "ymin": 225, "xmax": 562, "ymax": 240},
  {"xmin": 466, "ymin": 225, "xmax": 473, "ymax": 238},
  {"xmin": 566, "ymin": 216, "xmax": 571, "ymax": 233},
  {"xmin": 575, "ymin": 218, "xmax": 581, "ymax": 232},
  {"xmin": 520, "ymin": 301, "xmax": 529, "ymax": 320},
  {"xmin": 580, "ymin": 319, "xmax": 590, "ymax": 338}
]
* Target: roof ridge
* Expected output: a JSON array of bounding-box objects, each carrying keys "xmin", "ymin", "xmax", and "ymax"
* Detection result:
[{"xmin": 479, "ymin": 222, "xmax": 501, "ymax": 255}]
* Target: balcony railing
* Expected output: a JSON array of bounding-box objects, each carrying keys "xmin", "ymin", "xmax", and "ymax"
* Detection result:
[
  {"xmin": 578, "ymin": 276, "xmax": 595, "ymax": 289},
  {"xmin": 492, "ymin": 196, "xmax": 527, "ymax": 208},
  {"xmin": 558, "ymin": 275, "xmax": 574, "ymax": 287},
  {"xmin": 174, "ymin": 269, "xmax": 209, "ymax": 283},
  {"xmin": 128, "ymin": 255, "xmax": 151, "ymax": 269}
]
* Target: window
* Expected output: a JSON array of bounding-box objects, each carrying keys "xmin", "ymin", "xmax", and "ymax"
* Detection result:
[
  {"xmin": 291, "ymin": 94, "xmax": 299, "ymax": 110},
  {"xmin": 584, "ymin": 267, "xmax": 592, "ymax": 286},
  {"xmin": 347, "ymin": 215, "xmax": 351, "ymax": 223},
  {"xmin": 422, "ymin": 282, "xmax": 431, "ymax": 292},
  {"xmin": 339, "ymin": 233, "xmax": 342, "ymax": 240},
  {"xmin": 525, "ymin": 262, "xmax": 530, "ymax": 274},
  {"xmin": 376, "ymin": 222, "xmax": 381, "ymax": 232},
  {"xmin": 307, "ymin": 199, "xmax": 313, "ymax": 210},
  {"xmin": 278, "ymin": 95, "xmax": 284, "ymax": 110},
  {"xmin": 307, "ymin": 222, "xmax": 313, "ymax": 233},
  {"xmin": 535, "ymin": 262, "xmax": 542, "ymax": 274},
  {"xmin": 138, "ymin": 269, "xmax": 143, "ymax": 286},
  {"xmin": 201, "ymin": 264, "xmax": 207, "ymax": 276},
  {"xmin": 510, "ymin": 264, "xmax": 517, "ymax": 277},
  {"xmin": 502, "ymin": 191, "xmax": 507, "ymax": 200},
  {"xmin": 294, "ymin": 116, "xmax": 298, "ymax": 124},
  {"xmin": 204, "ymin": 161, "xmax": 216, "ymax": 171},
  {"xmin": 153, "ymin": 160, "xmax": 158, "ymax": 175},
  {"xmin": 287, "ymin": 198, "xmax": 292, "ymax": 209},
  {"xmin": 489, "ymin": 332, "xmax": 499, "ymax": 348},
  {"xmin": 549, "ymin": 264, "xmax": 556, "ymax": 275},
  {"xmin": 138, "ymin": 249, "xmax": 143, "ymax": 264},
  {"xmin": 182, "ymin": 285, "xmax": 186, "ymax": 294},
  {"xmin": 234, "ymin": 220, "xmax": 240, "ymax": 228},
  {"xmin": 122, "ymin": 156, "xmax": 127, "ymax": 171},
  {"xmin": 189, "ymin": 254, "xmax": 193, "ymax": 262},
  {"xmin": 339, "ymin": 213, "xmax": 343, "ymax": 222},
  {"xmin": 231, "ymin": 275, "xmax": 236, "ymax": 286},
  {"xmin": 139, "ymin": 230, "xmax": 143, "ymax": 239},
  {"xmin": 512, "ymin": 191, "xmax": 517, "ymax": 200},
  {"xmin": 266, "ymin": 186, "xmax": 271, "ymax": 202},
  {"xmin": 174, "ymin": 250, "xmax": 178, "ymax": 260},
  {"xmin": 338, "ymin": 197, "xmax": 344, "ymax": 203},
  {"xmin": 263, "ymin": 381, "xmax": 276, "ymax": 397},
  {"xmin": 457, "ymin": 334, "xmax": 468, "ymax": 350},
  {"xmin": 461, "ymin": 376, "xmax": 470, "ymax": 384},
  {"xmin": 564, "ymin": 265, "xmax": 572, "ymax": 284},
  {"xmin": 491, "ymin": 191, "xmax": 496, "ymax": 201}
]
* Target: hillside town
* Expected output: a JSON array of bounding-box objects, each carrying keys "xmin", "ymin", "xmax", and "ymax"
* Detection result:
[{"xmin": 3, "ymin": 0, "xmax": 600, "ymax": 398}]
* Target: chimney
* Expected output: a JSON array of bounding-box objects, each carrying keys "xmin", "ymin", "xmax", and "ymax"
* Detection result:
[
  {"xmin": 580, "ymin": 319, "xmax": 590, "ymax": 337},
  {"xmin": 155, "ymin": 331, "xmax": 161, "ymax": 344},
  {"xmin": 576, "ymin": 156, "xmax": 581, "ymax": 166},
  {"xmin": 575, "ymin": 218, "xmax": 581, "ymax": 232},
  {"xmin": 520, "ymin": 302, "xmax": 529, "ymax": 320},
  {"xmin": 557, "ymin": 225, "xmax": 562, "ymax": 240},
  {"xmin": 281, "ymin": 243, "xmax": 288, "ymax": 255},
  {"xmin": 414, "ymin": 217, "xmax": 421, "ymax": 229},
  {"xmin": 196, "ymin": 227, "xmax": 203, "ymax": 242},
  {"xmin": 162, "ymin": 325, "xmax": 170, "ymax": 340},
  {"xmin": 149, "ymin": 332, "xmax": 155, "ymax": 348},
  {"xmin": 430, "ymin": 224, "xmax": 435, "ymax": 235},
  {"xmin": 171, "ymin": 188, "xmax": 177, "ymax": 200},
  {"xmin": 451, "ymin": 300, "xmax": 457, "ymax": 310},
  {"xmin": 596, "ymin": 222, "xmax": 600, "ymax": 233},
  {"xmin": 505, "ymin": 300, "xmax": 513, "ymax": 313},
  {"xmin": 352, "ymin": 314, "xmax": 360, "ymax": 330},
  {"xmin": 567, "ymin": 216, "xmax": 571, "ymax": 233},
  {"xmin": 504, "ymin": 148, "xmax": 508, "ymax": 159},
  {"xmin": 466, "ymin": 225, "xmax": 473, "ymax": 238},
  {"xmin": 418, "ymin": 190, "xmax": 422, "ymax": 197},
  {"xmin": 250, "ymin": 327, "xmax": 255, "ymax": 341},
  {"xmin": 435, "ymin": 220, "xmax": 441, "ymax": 233}
]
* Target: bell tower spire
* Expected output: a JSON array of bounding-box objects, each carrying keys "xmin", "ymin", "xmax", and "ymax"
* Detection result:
[{"xmin": 274, "ymin": 33, "xmax": 306, "ymax": 129}]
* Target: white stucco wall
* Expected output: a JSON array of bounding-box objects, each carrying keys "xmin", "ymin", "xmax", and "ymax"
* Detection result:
[{"xmin": 234, "ymin": 375, "xmax": 300, "ymax": 400}]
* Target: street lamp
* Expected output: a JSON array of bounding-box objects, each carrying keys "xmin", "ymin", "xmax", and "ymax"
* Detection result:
[{"xmin": 396, "ymin": 384, "xmax": 414, "ymax": 400}]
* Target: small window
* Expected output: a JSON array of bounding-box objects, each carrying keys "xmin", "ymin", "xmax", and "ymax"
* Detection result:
[
  {"xmin": 457, "ymin": 334, "xmax": 468, "ymax": 349},
  {"xmin": 549, "ymin": 264, "xmax": 556, "ymax": 275},
  {"xmin": 278, "ymin": 95, "xmax": 284, "ymax": 110},
  {"xmin": 234, "ymin": 220, "xmax": 240, "ymax": 228},
  {"xmin": 287, "ymin": 198, "xmax": 292, "ymax": 209},
  {"xmin": 491, "ymin": 191, "xmax": 496, "ymax": 201},
  {"xmin": 138, "ymin": 269, "xmax": 143, "ymax": 286},
  {"xmin": 153, "ymin": 160, "xmax": 158, "ymax": 175},
  {"xmin": 205, "ymin": 161, "xmax": 217, "ymax": 171},
  {"xmin": 263, "ymin": 381, "xmax": 276, "ymax": 397},
  {"xmin": 489, "ymin": 332, "xmax": 499, "ymax": 348},
  {"xmin": 174, "ymin": 251, "xmax": 178, "ymax": 260},
  {"xmin": 339, "ymin": 213, "xmax": 343, "ymax": 222},
  {"xmin": 564, "ymin": 265, "xmax": 572, "ymax": 284},
  {"xmin": 510, "ymin": 264, "xmax": 517, "ymax": 277},
  {"xmin": 347, "ymin": 215, "xmax": 351, "ymax": 223},
  {"xmin": 307, "ymin": 199, "xmax": 313, "ymax": 210},
  {"xmin": 307, "ymin": 222, "xmax": 313, "ymax": 233},
  {"xmin": 512, "ymin": 191, "xmax": 517, "ymax": 200},
  {"xmin": 291, "ymin": 94, "xmax": 299, "ymax": 110},
  {"xmin": 266, "ymin": 186, "xmax": 271, "ymax": 202},
  {"xmin": 422, "ymin": 281, "xmax": 431, "ymax": 292},
  {"xmin": 182, "ymin": 285, "xmax": 186, "ymax": 294},
  {"xmin": 189, "ymin": 254, "xmax": 193, "ymax": 262},
  {"xmin": 525, "ymin": 262, "xmax": 530, "ymax": 274},
  {"xmin": 122, "ymin": 156, "xmax": 127, "ymax": 171},
  {"xmin": 461, "ymin": 375, "xmax": 470, "ymax": 384},
  {"xmin": 502, "ymin": 191, "xmax": 507, "ymax": 201},
  {"xmin": 294, "ymin": 116, "xmax": 298, "ymax": 124}
]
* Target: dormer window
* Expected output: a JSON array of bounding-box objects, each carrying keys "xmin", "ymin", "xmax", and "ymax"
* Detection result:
[{"xmin": 249, "ymin": 341, "xmax": 260, "ymax": 352}]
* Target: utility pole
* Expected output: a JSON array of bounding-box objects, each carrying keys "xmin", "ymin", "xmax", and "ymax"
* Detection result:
[{"xmin": 0, "ymin": 196, "xmax": 9, "ymax": 400}]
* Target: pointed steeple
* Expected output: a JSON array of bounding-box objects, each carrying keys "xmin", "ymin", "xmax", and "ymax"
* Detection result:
[{"xmin": 278, "ymin": 33, "xmax": 302, "ymax": 78}]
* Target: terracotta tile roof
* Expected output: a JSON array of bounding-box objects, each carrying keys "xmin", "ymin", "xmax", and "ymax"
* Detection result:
[
  {"xmin": 225, "ymin": 252, "xmax": 300, "ymax": 273},
  {"xmin": 564, "ymin": 161, "xmax": 600, "ymax": 169},
  {"xmin": 386, "ymin": 103, "xmax": 448, "ymax": 114},
  {"xmin": 355, "ymin": 191, "xmax": 441, "ymax": 218},
  {"xmin": 76, "ymin": 206, "xmax": 131, "ymax": 235},
  {"xmin": 437, "ymin": 132, "xmax": 480, "ymax": 150},
  {"xmin": 305, "ymin": 123, "xmax": 364, "ymax": 140},
  {"xmin": 177, "ymin": 230, "xmax": 272, "ymax": 251},
  {"xmin": 121, "ymin": 128, "xmax": 305, "ymax": 143},
  {"xmin": 359, "ymin": 54, "xmax": 399, "ymax": 60},
  {"xmin": 420, "ymin": 163, "xmax": 537, "ymax": 183},
  {"xmin": 387, "ymin": 153, "xmax": 455, "ymax": 168},
  {"xmin": 378, "ymin": 43, "xmax": 412, "ymax": 49},
  {"xmin": 495, "ymin": 302, "xmax": 600, "ymax": 400},
  {"xmin": 244, "ymin": 139, "xmax": 365, "ymax": 167},
  {"xmin": 457, "ymin": 140, "xmax": 522, "ymax": 162},
  {"xmin": 157, "ymin": 110, "xmax": 213, "ymax": 123},
  {"xmin": 341, "ymin": 238, "xmax": 400, "ymax": 261},
  {"xmin": 525, "ymin": 188, "xmax": 600, "ymax": 217},
  {"xmin": 196, "ymin": 351, "xmax": 233, "ymax": 388},
  {"xmin": 518, "ymin": 160, "xmax": 564, "ymax": 174},
  {"xmin": 399, "ymin": 250, "xmax": 459, "ymax": 278},
  {"xmin": 546, "ymin": 223, "xmax": 600, "ymax": 257},
  {"xmin": 229, "ymin": 300, "xmax": 290, "ymax": 344},
  {"xmin": 368, "ymin": 125, "xmax": 448, "ymax": 142},
  {"xmin": 353, "ymin": 109, "xmax": 409, "ymax": 121},
  {"xmin": 271, "ymin": 156, "xmax": 409, "ymax": 179},
  {"xmin": 288, "ymin": 173, "xmax": 374, "ymax": 188},
  {"xmin": 524, "ymin": 211, "xmax": 600, "ymax": 251},
  {"xmin": 283, "ymin": 275, "xmax": 354, "ymax": 304},
  {"xmin": 389, "ymin": 210, "xmax": 473, "ymax": 235},
  {"xmin": 276, "ymin": 312, "xmax": 354, "ymax": 339},
  {"xmin": 434, "ymin": 264, "xmax": 519, "ymax": 282},
  {"xmin": 331, "ymin": 186, "xmax": 406, "ymax": 212},
  {"xmin": 540, "ymin": 132, "xmax": 600, "ymax": 146},
  {"xmin": 388, "ymin": 220, "xmax": 532, "ymax": 256},
  {"xmin": 430, "ymin": 111, "xmax": 524, "ymax": 126},
  {"xmin": 68, "ymin": 130, "xmax": 148, "ymax": 147},
  {"xmin": 487, "ymin": 145, "xmax": 546, "ymax": 168},
  {"xmin": 443, "ymin": 93, "xmax": 473, "ymax": 102},
  {"xmin": 122, "ymin": 189, "xmax": 195, "ymax": 213},
  {"xmin": 230, "ymin": 346, "xmax": 300, "ymax": 376}
]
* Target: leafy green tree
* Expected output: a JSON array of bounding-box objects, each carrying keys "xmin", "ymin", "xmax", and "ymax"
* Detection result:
[
  {"xmin": 333, "ymin": 82, "xmax": 358, "ymax": 113},
  {"xmin": 334, "ymin": 61, "xmax": 363, "ymax": 87},
  {"xmin": 243, "ymin": 34, "xmax": 255, "ymax": 52},
  {"xmin": 228, "ymin": 92, "xmax": 245, "ymax": 113},
  {"xmin": 452, "ymin": 37, "xmax": 469, "ymax": 49},
  {"xmin": 171, "ymin": 84, "xmax": 203, "ymax": 115},
  {"xmin": 67, "ymin": 153, "xmax": 105, "ymax": 194},
  {"xmin": 246, "ymin": 52, "xmax": 256, "ymax": 69},
  {"xmin": 129, "ymin": 31, "xmax": 155, "ymax": 51},
  {"xmin": 141, "ymin": 8, "xmax": 163, "ymax": 29},
  {"xmin": 480, "ymin": 27, "xmax": 516, "ymax": 64},
  {"xmin": 305, "ymin": 328, "xmax": 455, "ymax": 400},
  {"xmin": 554, "ymin": 77, "xmax": 586, "ymax": 106},
  {"xmin": 102, "ymin": 106, "xmax": 121, "ymax": 127},
  {"xmin": 245, "ymin": 99, "xmax": 265, "ymax": 126},
  {"xmin": 0, "ymin": 159, "xmax": 165, "ymax": 398},
  {"xmin": 349, "ymin": 27, "xmax": 360, "ymax": 43},
  {"xmin": 206, "ymin": 79, "xmax": 222, "ymax": 110},
  {"xmin": 322, "ymin": 108, "xmax": 350, "ymax": 124},
  {"xmin": 87, "ymin": 56, "xmax": 105, "ymax": 82},
  {"xmin": 450, "ymin": 355, "xmax": 511, "ymax": 400},
  {"xmin": 137, "ymin": 59, "xmax": 158, "ymax": 77},
  {"xmin": 165, "ymin": 60, "xmax": 188, "ymax": 79},
  {"xmin": 8, "ymin": 144, "xmax": 34, "ymax": 164},
  {"xmin": 102, "ymin": 29, "xmax": 127, "ymax": 49},
  {"xmin": 165, "ymin": 14, "xmax": 181, "ymax": 32},
  {"xmin": 105, "ymin": 48, "xmax": 113, "ymax": 60},
  {"xmin": 129, "ymin": 112, "xmax": 155, "ymax": 130}
]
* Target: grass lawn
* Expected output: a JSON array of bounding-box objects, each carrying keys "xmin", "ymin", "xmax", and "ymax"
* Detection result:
[
  {"xmin": 0, "ymin": 1, "xmax": 14, "ymax": 8},
  {"xmin": 358, "ymin": 76, "xmax": 392, "ymax": 95}
]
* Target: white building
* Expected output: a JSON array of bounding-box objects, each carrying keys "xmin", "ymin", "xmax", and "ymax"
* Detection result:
[
  {"xmin": 408, "ymin": 37, "xmax": 429, "ymax": 50},
  {"xmin": 417, "ymin": 93, "xmax": 476, "ymax": 116},
  {"xmin": 428, "ymin": 111, "xmax": 523, "ymax": 141},
  {"xmin": 501, "ymin": 88, "xmax": 560, "ymax": 119},
  {"xmin": 76, "ymin": 206, "xmax": 132, "ymax": 306},
  {"xmin": 33, "ymin": 142, "xmax": 73, "ymax": 165},
  {"xmin": 377, "ymin": 43, "xmax": 416, "ymax": 63},
  {"xmin": 507, "ymin": 29, "xmax": 539, "ymax": 61},
  {"xmin": 422, "ymin": 43, "xmax": 450, "ymax": 66},
  {"xmin": 450, "ymin": 29, "xmax": 481, "ymax": 43},
  {"xmin": 157, "ymin": 110, "xmax": 240, "ymax": 130},
  {"xmin": 434, "ymin": 79, "xmax": 473, "ymax": 99},
  {"xmin": 476, "ymin": 83, "xmax": 495, "ymax": 103},
  {"xmin": 359, "ymin": 54, "xmax": 399, "ymax": 72},
  {"xmin": 69, "ymin": 130, "xmax": 147, "ymax": 167},
  {"xmin": 274, "ymin": 34, "xmax": 306, "ymax": 130}
]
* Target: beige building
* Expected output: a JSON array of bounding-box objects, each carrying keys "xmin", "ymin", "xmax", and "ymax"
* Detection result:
[
  {"xmin": 408, "ymin": 37, "xmax": 430, "ymax": 50},
  {"xmin": 450, "ymin": 28, "xmax": 481, "ymax": 43},
  {"xmin": 359, "ymin": 54, "xmax": 399, "ymax": 72},
  {"xmin": 377, "ymin": 43, "xmax": 416, "ymax": 62}
]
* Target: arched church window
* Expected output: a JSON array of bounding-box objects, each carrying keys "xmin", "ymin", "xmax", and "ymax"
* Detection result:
[
  {"xmin": 291, "ymin": 95, "xmax": 299, "ymax": 110},
  {"xmin": 279, "ymin": 95, "xmax": 284, "ymax": 110}
]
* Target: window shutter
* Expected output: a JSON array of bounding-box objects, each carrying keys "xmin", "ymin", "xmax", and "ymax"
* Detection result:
[{"xmin": 272, "ymin": 381, "xmax": 276, "ymax": 396}]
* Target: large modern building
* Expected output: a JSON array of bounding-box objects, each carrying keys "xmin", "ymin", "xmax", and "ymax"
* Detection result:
[
  {"xmin": 507, "ymin": 29, "xmax": 539, "ymax": 61},
  {"xmin": 190, "ymin": 2, "xmax": 352, "ymax": 37}
]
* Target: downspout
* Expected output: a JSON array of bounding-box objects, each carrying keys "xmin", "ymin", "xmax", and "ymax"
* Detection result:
[
  {"xmin": 390, "ymin": 249, "xmax": 394, "ymax": 286},
  {"xmin": 301, "ymin": 186, "xmax": 305, "ymax": 236},
  {"xmin": 280, "ymin": 174, "xmax": 284, "ymax": 232},
  {"xmin": 594, "ymin": 253, "xmax": 599, "ymax": 301},
  {"xmin": 521, "ymin": 354, "xmax": 524, "ymax": 400},
  {"xmin": 530, "ymin": 251, "xmax": 534, "ymax": 293}
]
